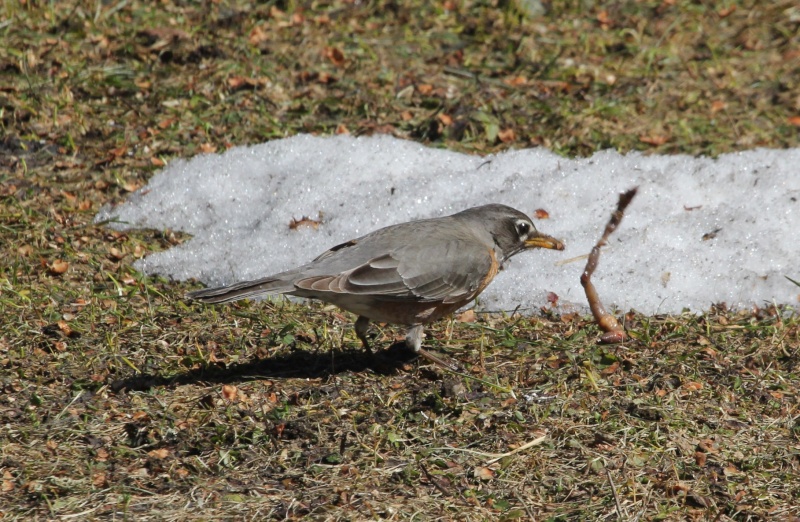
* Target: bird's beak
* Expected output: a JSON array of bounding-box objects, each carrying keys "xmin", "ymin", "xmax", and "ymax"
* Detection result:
[{"xmin": 524, "ymin": 233, "xmax": 565, "ymax": 251}]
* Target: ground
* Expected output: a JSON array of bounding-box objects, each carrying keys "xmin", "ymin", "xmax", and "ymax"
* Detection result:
[{"xmin": 1, "ymin": 1, "xmax": 799, "ymax": 520}]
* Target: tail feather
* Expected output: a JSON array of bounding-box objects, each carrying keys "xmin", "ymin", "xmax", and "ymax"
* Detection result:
[{"xmin": 186, "ymin": 276, "xmax": 296, "ymax": 304}]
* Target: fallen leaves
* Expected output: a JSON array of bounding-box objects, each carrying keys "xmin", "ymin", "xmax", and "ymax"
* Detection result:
[
  {"xmin": 289, "ymin": 213, "xmax": 324, "ymax": 230},
  {"xmin": 639, "ymin": 134, "xmax": 669, "ymax": 146},
  {"xmin": 473, "ymin": 466, "xmax": 495, "ymax": 481},
  {"xmin": 222, "ymin": 384, "xmax": 238, "ymax": 401},
  {"xmin": 48, "ymin": 259, "xmax": 69, "ymax": 275},
  {"xmin": 148, "ymin": 448, "xmax": 170, "ymax": 459},
  {"xmin": 227, "ymin": 76, "xmax": 271, "ymax": 91},
  {"xmin": 456, "ymin": 309, "xmax": 477, "ymax": 323},
  {"xmin": 497, "ymin": 128, "xmax": 516, "ymax": 143},
  {"xmin": 324, "ymin": 46, "xmax": 346, "ymax": 67}
]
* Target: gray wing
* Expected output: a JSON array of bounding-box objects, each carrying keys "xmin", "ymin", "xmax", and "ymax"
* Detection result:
[{"xmin": 295, "ymin": 237, "xmax": 495, "ymax": 304}]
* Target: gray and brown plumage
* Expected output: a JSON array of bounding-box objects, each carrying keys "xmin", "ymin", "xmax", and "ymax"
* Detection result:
[{"xmin": 187, "ymin": 204, "xmax": 564, "ymax": 366}]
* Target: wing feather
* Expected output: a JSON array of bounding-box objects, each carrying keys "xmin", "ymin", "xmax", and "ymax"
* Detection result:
[{"xmin": 296, "ymin": 238, "xmax": 494, "ymax": 304}]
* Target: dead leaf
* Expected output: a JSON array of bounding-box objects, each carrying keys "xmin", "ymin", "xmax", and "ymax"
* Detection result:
[
  {"xmin": 788, "ymin": 116, "xmax": 800, "ymax": 127},
  {"xmin": 148, "ymin": 448, "xmax": 170, "ymax": 459},
  {"xmin": 504, "ymin": 75, "xmax": 527, "ymax": 86},
  {"xmin": 498, "ymin": 128, "xmax": 516, "ymax": 143},
  {"xmin": 289, "ymin": 213, "xmax": 323, "ymax": 230},
  {"xmin": 639, "ymin": 134, "xmax": 669, "ymax": 146},
  {"xmin": 596, "ymin": 10, "xmax": 613, "ymax": 28},
  {"xmin": 682, "ymin": 381, "xmax": 703, "ymax": 391},
  {"xmin": 700, "ymin": 347, "xmax": 718, "ymax": 359},
  {"xmin": 222, "ymin": 384, "xmax": 238, "ymax": 401},
  {"xmin": 473, "ymin": 467, "xmax": 495, "ymax": 481},
  {"xmin": 600, "ymin": 361, "xmax": 620, "ymax": 375},
  {"xmin": 317, "ymin": 71, "xmax": 335, "ymax": 84},
  {"xmin": 694, "ymin": 450, "xmax": 707, "ymax": 466},
  {"xmin": 157, "ymin": 118, "xmax": 176, "ymax": 129},
  {"xmin": 324, "ymin": 46, "xmax": 345, "ymax": 67},
  {"xmin": 697, "ymin": 438, "xmax": 718, "ymax": 453},
  {"xmin": 666, "ymin": 482, "xmax": 690, "ymax": 495},
  {"xmin": 249, "ymin": 25, "xmax": 269, "ymax": 45},
  {"xmin": 49, "ymin": 259, "xmax": 69, "ymax": 275},
  {"xmin": 122, "ymin": 181, "xmax": 141, "ymax": 192},
  {"xmin": 139, "ymin": 27, "xmax": 189, "ymax": 44},
  {"xmin": 724, "ymin": 464, "xmax": 743, "ymax": 476},
  {"xmin": 456, "ymin": 309, "xmax": 477, "ymax": 323},
  {"xmin": 92, "ymin": 471, "xmax": 107, "ymax": 487},
  {"xmin": 534, "ymin": 208, "xmax": 550, "ymax": 219},
  {"xmin": 227, "ymin": 76, "xmax": 269, "ymax": 91},
  {"xmin": 57, "ymin": 320, "xmax": 76, "ymax": 338}
]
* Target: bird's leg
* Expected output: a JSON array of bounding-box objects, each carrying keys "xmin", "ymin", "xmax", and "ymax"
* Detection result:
[
  {"xmin": 355, "ymin": 316, "xmax": 372, "ymax": 353},
  {"xmin": 404, "ymin": 324, "xmax": 424, "ymax": 352},
  {"xmin": 405, "ymin": 324, "xmax": 458, "ymax": 371}
]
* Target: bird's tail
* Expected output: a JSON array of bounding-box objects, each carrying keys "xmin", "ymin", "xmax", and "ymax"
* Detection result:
[{"xmin": 186, "ymin": 276, "xmax": 296, "ymax": 304}]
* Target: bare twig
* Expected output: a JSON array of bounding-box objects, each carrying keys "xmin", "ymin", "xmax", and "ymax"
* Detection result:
[
  {"xmin": 581, "ymin": 187, "xmax": 638, "ymax": 343},
  {"xmin": 606, "ymin": 468, "xmax": 627, "ymax": 520}
]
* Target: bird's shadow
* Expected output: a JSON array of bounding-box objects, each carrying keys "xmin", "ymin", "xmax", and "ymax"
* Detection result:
[{"xmin": 110, "ymin": 342, "xmax": 420, "ymax": 393}]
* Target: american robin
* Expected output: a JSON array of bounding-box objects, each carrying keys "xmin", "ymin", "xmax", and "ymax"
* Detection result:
[{"xmin": 187, "ymin": 204, "xmax": 564, "ymax": 367}]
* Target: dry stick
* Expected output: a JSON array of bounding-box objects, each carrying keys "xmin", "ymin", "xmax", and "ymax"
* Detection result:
[
  {"xmin": 484, "ymin": 434, "xmax": 548, "ymax": 465},
  {"xmin": 606, "ymin": 468, "xmax": 627, "ymax": 520},
  {"xmin": 429, "ymin": 433, "xmax": 547, "ymax": 463},
  {"xmin": 581, "ymin": 187, "xmax": 638, "ymax": 344}
]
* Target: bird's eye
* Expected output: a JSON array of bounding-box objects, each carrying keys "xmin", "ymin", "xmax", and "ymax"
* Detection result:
[{"xmin": 515, "ymin": 220, "xmax": 531, "ymax": 237}]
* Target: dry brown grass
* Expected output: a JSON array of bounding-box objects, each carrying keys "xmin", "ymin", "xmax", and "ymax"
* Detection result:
[{"xmin": 2, "ymin": 1, "xmax": 800, "ymax": 520}]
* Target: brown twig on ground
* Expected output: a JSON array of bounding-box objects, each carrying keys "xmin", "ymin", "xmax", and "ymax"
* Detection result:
[{"xmin": 581, "ymin": 187, "xmax": 638, "ymax": 344}]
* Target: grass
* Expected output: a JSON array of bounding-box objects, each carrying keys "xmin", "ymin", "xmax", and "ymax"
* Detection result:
[{"xmin": 2, "ymin": 0, "xmax": 800, "ymax": 519}]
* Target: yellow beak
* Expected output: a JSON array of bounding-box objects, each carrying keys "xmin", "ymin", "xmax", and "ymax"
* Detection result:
[{"xmin": 524, "ymin": 233, "xmax": 565, "ymax": 251}]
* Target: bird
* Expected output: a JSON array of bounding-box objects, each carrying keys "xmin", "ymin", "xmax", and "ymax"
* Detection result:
[{"xmin": 186, "ymin": 204, "xmax": 565, "ymax": 368}]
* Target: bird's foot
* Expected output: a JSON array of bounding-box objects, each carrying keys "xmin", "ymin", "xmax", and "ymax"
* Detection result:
[
  {"xmin": 416, "ymin": 348, "xmax": 460, "ymax": 372},
  {"xmin": 405, "ymin": 324, "xmax": 460, "ymax": 372}
]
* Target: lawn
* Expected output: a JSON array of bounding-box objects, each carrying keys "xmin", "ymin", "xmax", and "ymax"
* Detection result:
[{"xmin": 1, "ymin": 1, "xmax": 799, "ymax": 519}]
